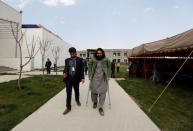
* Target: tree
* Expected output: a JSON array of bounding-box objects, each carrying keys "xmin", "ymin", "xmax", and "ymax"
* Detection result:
[
  {"xmin": 39, "ymin": 39, "xmax": 51, "ymax": 79},
  {"xmin": 10, "ymin": 22, "xmax": 40, "ymax": 90},
  {"xmin": 52, "ymin": 46, "xmax": 60, "ymax": 75}
]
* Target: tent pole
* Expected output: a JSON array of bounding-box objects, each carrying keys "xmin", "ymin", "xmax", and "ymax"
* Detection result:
[{"xmin": 148, "ymin": 49, "xmax": 193, "ymax": 113}]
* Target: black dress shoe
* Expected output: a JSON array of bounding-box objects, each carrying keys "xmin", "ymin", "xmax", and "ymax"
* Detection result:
[
  {"xmin": 76, "ymin": 101, "xmax": 81, "ymax": 106},
  {"xmin": 63, "ymin": 108, "xmax": 71, "ymax": 115},
  {"xmin": 99, "ymin": 108, "xmax": 104, "ymax": 116},
  {"xmin": 93, "ymin": 103, "xmax": 97, "ymax": 109}
]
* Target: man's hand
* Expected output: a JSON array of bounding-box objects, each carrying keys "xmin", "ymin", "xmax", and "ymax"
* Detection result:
[
  {"xmin": 89, "ymin": 78, "xmax": 92, "ymax": 80},
  {"xmin": 63, "ymin": 73, "xmax": 67, "ymax": 78},
  {"xmin": 81, "ymin": 79, "xmax": 85, "ymax": 84},
  {"xmin": 106, "ymin": 78, "xmax": 110, "ymax": 81}
]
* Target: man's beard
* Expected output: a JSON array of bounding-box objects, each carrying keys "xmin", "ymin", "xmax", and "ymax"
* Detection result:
[{"xmin": 96, "ymin": 56, "xmax": 103, "ymax": 60}]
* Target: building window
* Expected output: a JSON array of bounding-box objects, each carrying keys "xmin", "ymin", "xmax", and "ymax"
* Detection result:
[
  {"xmin": 113, "ymin": 59, "xmax": 116, "ymax": 62},
  {"xmin": 80, "ymin": 54, "xmax": 82, "ymax": 57},
  {"xmin": 83, "ymin": 54, "xmax": 86, "ymax": 57},
  {"xmin": 113, "ymin": 53, "xmax": 116, "ymax": 56},
  {"xmin": 117, "ymin": 59, "xmax": 121, "ymax": 62},
  {"xmin": 117, "ymin": 52, "xmax": 121, "ymax": 56},
  {"xmin": 124, "ymin": 52, "xmax": 127, "ymax": 56}
]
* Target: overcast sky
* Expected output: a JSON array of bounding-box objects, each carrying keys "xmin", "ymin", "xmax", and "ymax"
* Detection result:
[{"xmin": 2, "ymin": 0, "xmax": 193, "ymax": 50}]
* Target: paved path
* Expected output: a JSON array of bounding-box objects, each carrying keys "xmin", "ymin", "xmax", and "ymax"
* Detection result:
[
  {"xmin": 0, "ymin": 71, "xmax": 63, "ymax": 83},
  {"xmin": 0, "ymin": 75, "xmax": 29, "ymax": 83},
  {"xmin": 11, "ymin": 77, "xmax": 160, "ymax": 131},
  {"xmin": 22, "ymin": 71, "xmax": 63, "ymax": 75}
]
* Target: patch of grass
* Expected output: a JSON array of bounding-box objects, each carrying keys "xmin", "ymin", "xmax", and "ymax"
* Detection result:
[
  {"xmin": 0, "ymin": 73, "xmax": 17, "ymax": 75},
  {"xmin": 115, "ymin": 65, "xmax": 193, "ymax": 131},
  {"xmin": 0, "ymin": 104, "xmax": 18, "ymax": 115},
  {"xmin": 0, "ymin": 75, "xmax": 65, "ymax": 131}
]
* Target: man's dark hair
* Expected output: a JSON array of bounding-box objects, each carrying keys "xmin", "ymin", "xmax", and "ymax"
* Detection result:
[
  {"xmin": 94, "ymin": 48, "xmax": 105, "ymax": 60},
  {"xmin": 69, "ymin": 47, "xmax": 76, "ymax": 53}
]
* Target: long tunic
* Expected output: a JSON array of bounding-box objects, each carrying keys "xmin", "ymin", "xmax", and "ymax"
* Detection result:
[{"xmin": 90, "ymin": 61, "xmax": 108, "ymax": 94}]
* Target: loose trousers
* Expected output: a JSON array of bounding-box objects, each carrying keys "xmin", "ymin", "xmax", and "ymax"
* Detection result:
[{"xmin": 91, "ymin": 92, "xmax": 106, "ymax": 109}]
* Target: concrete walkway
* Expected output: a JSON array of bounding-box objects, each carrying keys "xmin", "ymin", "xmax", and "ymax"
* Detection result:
[
  {"xmin": 0, "ymin": 71, "xmax": 63, "ymax": 83},
  {"xmin": 0, "ymin": 75, "xmax": 29, "ymax": 83},
  {"xmin": 11, "ymin": 77, "xmax": 160, "ymax": 131},
  {"xmin": 22, "ymin": 71, "xmax": 63, "ymax": 75}
]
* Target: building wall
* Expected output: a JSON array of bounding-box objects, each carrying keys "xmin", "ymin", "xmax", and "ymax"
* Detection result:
[
  {"xmin": 0, "ymin": 1, "xmax": 21, "ymax": 23},
  {"xmin": 21, "ymin": 28, "xmax": 42, "ymax": 69},
  {"xmin": 22, "ymin": 27, "xmax": 71, "ymax": 70},
  {"xmin": 77, "ymin": 49, "xmax": 129, "ymax": 63},
  {"xmin": 0, "ymin": 58, "xmax": 31, "ymax": 71},
  {"xmin": 0, "ymin": 1, "xmax": 22, "ymax": 59},
  {"xmin": 42, "ymin": 29, "xmax": 71, "ymax": 68},
  {"xmin": 105, "ymin": 49, "xmax": 129, "ymax": 63},
  {"xmin": 77, "ymin": 50, "xmax": 87, "ymax": 59}
]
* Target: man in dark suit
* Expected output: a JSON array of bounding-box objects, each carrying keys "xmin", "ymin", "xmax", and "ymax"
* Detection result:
[
  {"xmin": 63, "ymin": 47, "xmax": 85, "ymax": 115},
  {"xmin": 45, "ymin": 58, "xmax": 52, "ymax": 74}
]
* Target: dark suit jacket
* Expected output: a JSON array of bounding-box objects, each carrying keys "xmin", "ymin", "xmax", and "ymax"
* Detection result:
[
  {"xmin": 45, "ymin": 61, "xmax": 52, "ymax": 68},
  {"xmin": 63, "ymin": 57, "xmax": 85, "ymax": 83}
]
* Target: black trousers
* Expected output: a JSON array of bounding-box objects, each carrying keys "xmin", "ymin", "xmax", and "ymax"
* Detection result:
[
  {"xmin": 65, "ymin": 78, "xmax": 80, "ymax": 110},
  {"xmin": 111, "ymin": 70, "xmax": 115, "ymax": 78},
  {"xmin": 117, "ymin": 67, "xmax": 119, "ymax": 73},
  {"xmin": 46, "ymin": 67, "xmax": 51, "ymax": 74}
]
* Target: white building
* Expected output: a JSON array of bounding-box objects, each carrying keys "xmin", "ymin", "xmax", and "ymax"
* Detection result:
[
  {"xmin": 77, "ymin": 49, "xmax": 130, "ymax": 64},
  {"xmin": 0, "ymin": 1, "xmax": 71, "ymax": 71},
  {"xmin": 0, "ymin": 1, "xmax": 23, "ymax": 70},
  {"xmin": 22, "ymin": 24, "xmax": 71, "ymax": 70}
]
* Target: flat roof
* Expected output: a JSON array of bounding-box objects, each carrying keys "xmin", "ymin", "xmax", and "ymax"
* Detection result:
[
  {"xmin": 22, "ymin": 24, "xmax": 40, "ymax": 28},
  {"xmin": 22, "ymin": 24, "xmax": 62, "ymax": 40}
]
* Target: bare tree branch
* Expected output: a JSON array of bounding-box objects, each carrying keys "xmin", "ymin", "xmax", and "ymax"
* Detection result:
[
  {"xmin": 9, "ymin": 22, "xmax": 40, "ymax": 90},
  {"xmin": 52, "ymin": 46, "xmax": 60, "ymax": 75},
  {"xmin": 39, "ymin": 39, "xmax": 51, "ymax": 78}
]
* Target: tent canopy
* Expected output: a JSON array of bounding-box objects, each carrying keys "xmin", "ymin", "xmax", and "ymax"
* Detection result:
[{"xmin": 129, "ymin": 28, "xmax": 193, "ymax": 57}]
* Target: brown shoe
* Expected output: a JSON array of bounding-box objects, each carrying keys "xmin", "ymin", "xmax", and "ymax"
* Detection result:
[
  {"xmin": 76, "ymin": 101, "xmax": 81, "ymax": 106},
  {"xmin": 93, "ymin": 103, "xmax": 97, "ymax": 109},
  {"xmin": 98, "ymin": 108, "xmax": 104, "ymax": 116},
  {"xmin": 63, "ymin": 108, "xmax": 71, "ymax": 115}
]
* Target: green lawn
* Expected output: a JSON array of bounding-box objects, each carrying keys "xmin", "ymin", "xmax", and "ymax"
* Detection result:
[
  {"xmin": 115, "ymin": 65, "xmax": 193, "ymax": 131},
  {"xmin": 0, "ymin": 75, "xmax": 65, "ymax": 131}
]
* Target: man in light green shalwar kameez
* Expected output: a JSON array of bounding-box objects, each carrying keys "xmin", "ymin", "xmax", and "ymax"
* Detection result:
[{"xmin": 88, "ymin": 48, "xmax": 111, "ymax": 116}]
